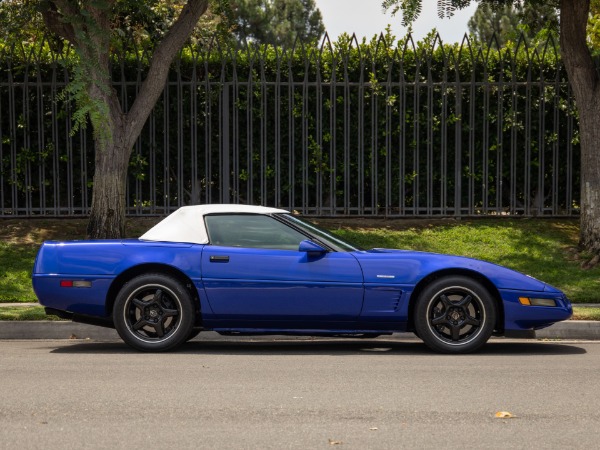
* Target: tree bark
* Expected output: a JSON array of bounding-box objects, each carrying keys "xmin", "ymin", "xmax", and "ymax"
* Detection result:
[
  {"xmin": 87, "ymin": 131, "xmax": 130, "ymax": 239},
  {"xmin": 86, "ymin": 67, "xmax": 128, "ymax": 239},
  {"xmin": 578, "ymin": 102, "xmax": 600, "ymax": 255},
  {"xmin": 560, "ymin": 0, "xmax": 600, "ymax": 256}
]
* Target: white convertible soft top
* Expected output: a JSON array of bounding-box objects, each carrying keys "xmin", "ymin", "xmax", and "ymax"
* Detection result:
[{"xmin": 139, "ymin": 204, "xmax": 289, "ymax": 244}]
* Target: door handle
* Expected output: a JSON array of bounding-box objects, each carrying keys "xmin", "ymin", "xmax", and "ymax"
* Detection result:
[{"xmin": 210, "ymin": 255, "xmax": 230, "ymax": 263}]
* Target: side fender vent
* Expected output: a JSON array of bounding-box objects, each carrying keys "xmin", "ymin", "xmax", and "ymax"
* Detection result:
[
  {"xmin": 363, "ymin": 287, "xmax": 404, "ymax": 315},
  {"xmin": 392, "ymin": 294, "xmax": 401, "ymax": 312}
]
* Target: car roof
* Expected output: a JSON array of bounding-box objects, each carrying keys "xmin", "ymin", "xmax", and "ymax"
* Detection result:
[{"xmin": 139, "ymin": 204, "xmax": 289, "ymax": 244}]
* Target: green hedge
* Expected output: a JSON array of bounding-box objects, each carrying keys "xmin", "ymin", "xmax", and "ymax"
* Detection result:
[{"xmin": 0, "ymin": 32, "xmax": 579, "ymax": 216}]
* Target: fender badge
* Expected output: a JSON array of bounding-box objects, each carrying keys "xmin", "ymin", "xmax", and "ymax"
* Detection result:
[{"xmin": 376, "ymin": 275, "xmax": 395, "ymax": 279}]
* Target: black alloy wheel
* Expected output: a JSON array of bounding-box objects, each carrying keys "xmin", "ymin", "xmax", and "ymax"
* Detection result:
[
  {"xmin": 414, "ymin": 276, "xmax": 496, "ymax": 354},
  {"xmin": 113, "ymin": 273, "xmax": 195, "ymax": 352}
]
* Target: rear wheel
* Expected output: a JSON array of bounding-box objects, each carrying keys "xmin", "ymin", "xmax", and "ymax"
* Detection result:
[
  {"xmin": 414, "ymin": 276, "xmax": 496, "ymax": 354},
  {"xmin": 113, "ymin": 273, "xmax": 195, "ymax": 352}
]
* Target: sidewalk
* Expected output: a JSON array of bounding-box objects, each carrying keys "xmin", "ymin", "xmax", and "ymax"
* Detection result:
[{"xmin": 1, "ymin": 303, "xmax": 599, "ymax": 341}]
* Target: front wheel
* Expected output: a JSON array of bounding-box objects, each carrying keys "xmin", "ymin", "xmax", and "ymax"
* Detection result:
[
  {"xmin": 414, "ymin": 276, "xmax": 496, "ymax": 354},
  {"xmin": 113, "ymin": 273, "xmax": 195, "ymax": 352}
]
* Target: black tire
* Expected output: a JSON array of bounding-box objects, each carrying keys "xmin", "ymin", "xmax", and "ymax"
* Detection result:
[
  {"xmin": 414, "ymin": 276, "xmax": 496, "ymax": 354},
  {"xmin": 113, "ymin": 273, "xmax": 195, "ymax": 352}
]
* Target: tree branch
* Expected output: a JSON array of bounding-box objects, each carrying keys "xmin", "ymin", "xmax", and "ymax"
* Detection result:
[
  {"xmin": 125, "ymin": 0, "xmax": 209, "ymax": 148},
  {"xmin": 39, "ymin": 0, "xmax": 76, "ymax": 43}
]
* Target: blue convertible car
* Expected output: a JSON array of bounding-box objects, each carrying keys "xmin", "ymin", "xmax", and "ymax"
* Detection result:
[{"xmin": 33, "ymin": 204, "xmax": 572, "ymax": 353}]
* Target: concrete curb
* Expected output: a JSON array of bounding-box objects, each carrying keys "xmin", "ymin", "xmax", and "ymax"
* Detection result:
[
  {"xmin": 534, "ymin": 321, "xmax": 600, "ymax": 340},
  {"xmin": 1, "ymin": 320, "xmax": 599, "ymax": 341},
  {"xmin": 0, "ymin": 321, "xmax": 119, "ymax": 340}
]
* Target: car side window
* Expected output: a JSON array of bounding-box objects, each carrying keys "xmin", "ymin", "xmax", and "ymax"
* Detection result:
[{"xmin": 205, "ymin": 214, "xmax": 308, "ymax": 250}]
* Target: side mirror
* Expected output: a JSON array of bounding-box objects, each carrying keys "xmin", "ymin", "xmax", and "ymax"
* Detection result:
[{"xmin": 298, "ymin": 239, "xmax": 327, "ymax": 256}]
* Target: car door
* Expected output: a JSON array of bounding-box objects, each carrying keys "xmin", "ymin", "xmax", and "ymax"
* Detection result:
[{"xmin": 200, "ymin": 214, "xmax": 364, "ymax": 328}]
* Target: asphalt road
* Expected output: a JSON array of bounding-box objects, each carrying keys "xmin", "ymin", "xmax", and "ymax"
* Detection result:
[{"xmin": 1, "ymin": 336, "xmax": 600, "ymax": 449}]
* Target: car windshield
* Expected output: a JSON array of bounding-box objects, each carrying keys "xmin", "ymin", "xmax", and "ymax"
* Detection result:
[{"xmin": 279, "ymin": 214, "xmax": 362, "ymax": 252}]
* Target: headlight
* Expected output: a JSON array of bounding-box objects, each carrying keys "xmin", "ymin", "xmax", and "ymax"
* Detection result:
[{"xmin": 519, "ymin": 297, "xmax": 557, "ymax": 307}]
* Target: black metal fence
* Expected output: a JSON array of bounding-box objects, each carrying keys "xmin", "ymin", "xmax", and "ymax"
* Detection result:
[{"xmin": 0, "ymin": 34, "xmax": 579, "ymax": 217}]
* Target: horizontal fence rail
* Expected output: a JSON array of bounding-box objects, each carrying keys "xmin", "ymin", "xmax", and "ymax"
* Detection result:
[{"xmin": 0, "ymin": 34, "xmax": 580, "ymax": 217}]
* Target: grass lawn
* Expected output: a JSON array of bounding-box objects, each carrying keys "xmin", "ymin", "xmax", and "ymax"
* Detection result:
[
  {"xmin": 1, "ymin": 217, "xmax": 599, "ymax": 304},
  {"xmin": 0, "ymin": 305, "xmax": 64, "ymax": 321},
  {"xmin": 572, "ymin": 307, "xmax": 600, "ymax": 321},
  {"xmin": 0, "ymin": 242, "xmax": 40, "ymax": 302}
]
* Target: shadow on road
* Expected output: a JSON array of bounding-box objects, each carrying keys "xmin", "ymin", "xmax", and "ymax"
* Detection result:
[{"xmin": 49, "ymin": 337, "xmax": 587, "ymax": 356}]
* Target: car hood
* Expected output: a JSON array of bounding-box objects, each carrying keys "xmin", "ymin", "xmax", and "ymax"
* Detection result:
[{"xmin": 351, "ymin": 248, "xmax": 551, "ymax": 292}]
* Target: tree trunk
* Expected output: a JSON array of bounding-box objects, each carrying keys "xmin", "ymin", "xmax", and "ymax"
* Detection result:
[
  {"xmin": 578, "ymin": 100, "xmax": 600, "ymax": 255},
  {"xmin": 559, "ymin": 0, "xmax": 600, "ymax": 257},
  {"xmin": 87, "ymin": 129, "xmax": 132, "ymax": 239}
]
